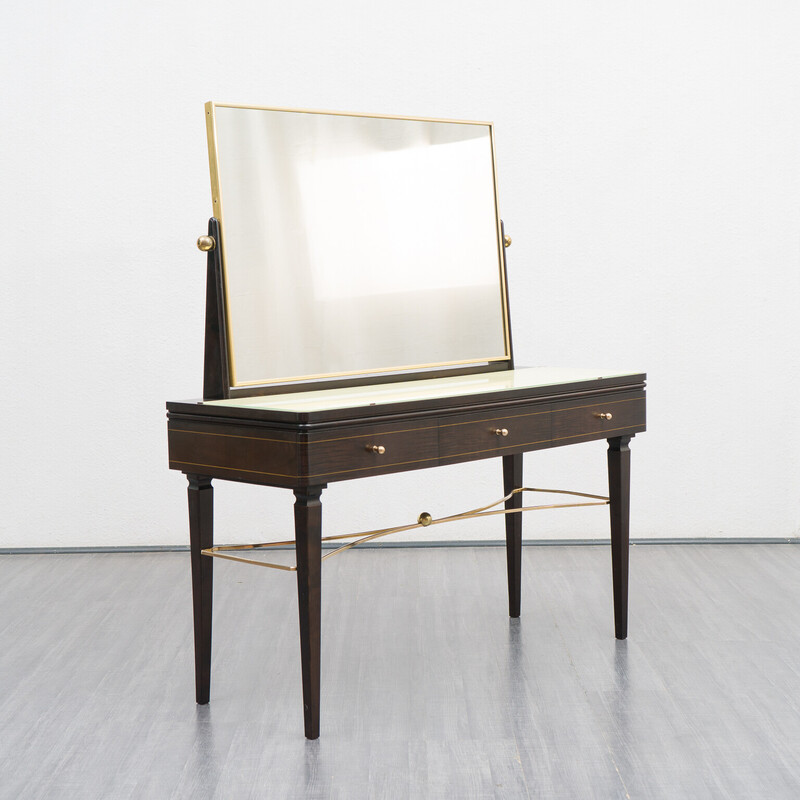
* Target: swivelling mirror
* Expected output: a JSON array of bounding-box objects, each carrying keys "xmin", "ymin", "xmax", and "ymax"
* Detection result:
[{"xmin": 203, "ymin": 103, "xmax": 511, "ymax": 389}]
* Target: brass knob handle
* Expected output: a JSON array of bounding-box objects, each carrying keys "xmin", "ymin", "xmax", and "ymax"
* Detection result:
[
  {"xmin": 594, "ymin": 412, "xmax": 613, "ymax": 421},
  {"xmin": 494, "ymin": 428, "xmax": 509, "ymax": 437},
  {"xmin": 197, "ymin": 235, "xmax": 216, "ymax": 252},
  {"xmin": 366, "ymin": 444, "xmax": 386, "ymax": 454},
  {"xmin": 418, "ymin": 512, "xmax": 433, "ymax": 527},
  {"xmin": 503, "ymin": 234, "xmax": 512, "ymax": 248}
]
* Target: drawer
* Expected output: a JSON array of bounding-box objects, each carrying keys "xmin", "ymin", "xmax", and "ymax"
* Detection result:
[
  {"xmin": 305, "ymin": 420, "xmax": 440, "ymax": 481},
  {"xmin": 168, "ymin": 421, "xmax": 300, "ymax": 486},
  {"xmin": 438, "ymin": 403, "xmax": 553, "ymax": 460},
  {"xmin": 550, "ymin": 393, "xmax": 646, "ymax": 445}
]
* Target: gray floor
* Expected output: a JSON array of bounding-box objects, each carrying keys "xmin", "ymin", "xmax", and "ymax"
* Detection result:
[{"xmin": 1, "ymin": 544, "xmax": 799, "ymax": 799}]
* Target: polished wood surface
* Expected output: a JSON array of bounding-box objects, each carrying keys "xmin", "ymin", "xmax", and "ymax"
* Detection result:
[
  {"xmin": 202, "ymin": 218, "xmax": 229, "ymax": 402},
  {"xmin": 306, "ymin": 418, "xmax": 439, "ymax": 483},
  {"xmin": 608, "ymin": 436, "xmax": 632, "ymax": 639},
  {"xmin": 503, "ymin": 453, "xmax": 523, "ymax": 618},
  {"xmin": 294, "ymin": 486, "xmax": 324, "ymax": 740},
  {"xmin": 187, "ymin": 474, "xmax": 213, "ymax": 703},
  {"xmin": 169, "ymin": 420, "xmax": 299, "ymax": 487},
  {"xmin": 168, "ymin": 386, "xmax": 646, "ymax": 487}
]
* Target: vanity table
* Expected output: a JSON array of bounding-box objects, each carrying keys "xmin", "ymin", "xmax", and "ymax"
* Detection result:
[{"xmin": 166, "ymin": 103, "xmax": 646, "ymax": 739}]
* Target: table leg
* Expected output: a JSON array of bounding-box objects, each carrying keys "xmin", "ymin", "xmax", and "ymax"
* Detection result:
[
  {"xmin": 607, "ymin": 436, "xmax": 632, "ymax": 639},
  {"xmin": 294, "ymin": 486, "xmax": 324, "ymax": 739},
  {"xmin": 503, "ymin": 453, "xmax": 523, "ymax": 618},
  {"xmin": 187, "ymin": 474, "xmax": 213, "ymax": 704}
]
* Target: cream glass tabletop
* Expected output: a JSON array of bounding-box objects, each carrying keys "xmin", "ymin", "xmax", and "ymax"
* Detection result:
[{"xmin": 204, "ymin": 367, "xmax": 641, "ymax": 414}]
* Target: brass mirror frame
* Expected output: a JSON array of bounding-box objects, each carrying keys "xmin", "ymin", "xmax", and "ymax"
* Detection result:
[{"xmin": 204, "ymin": 102, "xmax": 512, "ymax": 389}]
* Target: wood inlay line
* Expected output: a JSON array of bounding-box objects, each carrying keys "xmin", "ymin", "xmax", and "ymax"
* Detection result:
[
  {"xmin": 172, "ymin": 396, "xmax": 643, "ymax": 447},
  {"xmin": 438, "ymin": 423, "xmax": 644, "ymax": 463},
  {"xmin": 437, "ymin": 395, "xmax": 643, "ymax": 429},
  {"xmin": 169, "ymin": 460, "xmax": 297, "ymax": 479},
  {"xmin": 171, "ymin": 419, "xmax": 643, "ymax": 480},
  {"xmin": 171, "ymin": 428, "xmax": 292, "ymax": 445}
]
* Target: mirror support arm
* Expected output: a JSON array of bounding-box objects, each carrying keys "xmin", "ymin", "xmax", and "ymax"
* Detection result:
[
  {"xmin": 202, "ymin": 217, "xmax": 230, "ymax": 400},
  {"xmin": 500, "ymin": 219, "xmax": 515, "ymax": 370}
]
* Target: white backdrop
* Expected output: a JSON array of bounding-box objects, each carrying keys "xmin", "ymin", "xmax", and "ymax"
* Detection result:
[{"xmin": 2, "ymin": 0, "xmax": 799, "ymax": 547}]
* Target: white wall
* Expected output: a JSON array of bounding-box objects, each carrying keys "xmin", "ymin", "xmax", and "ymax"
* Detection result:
[{"xmin": 2, "ymin": 0, "xmax": 799, "ymax": 548}]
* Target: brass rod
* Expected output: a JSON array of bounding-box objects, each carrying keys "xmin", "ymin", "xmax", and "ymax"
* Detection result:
[
  {"xmin": 199, "ymin": 549, "xmax": 297, "ymax": 571},
  {"xmin": 320, "ymin": 501, "xmax": 609, "ymax": 561},
  {"xmin": 200, "ymin": 487, "xmax": 610, "ymax": 571}
]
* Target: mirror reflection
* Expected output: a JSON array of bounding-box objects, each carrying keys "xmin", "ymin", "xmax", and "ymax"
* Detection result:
[{"xmin": 208, "ymin": 104, "xmax": 510, "ymax": 386}]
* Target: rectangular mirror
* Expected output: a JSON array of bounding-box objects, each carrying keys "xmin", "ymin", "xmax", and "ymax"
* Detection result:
[{"xmin": 206, "ymin": 103, "xmax": 511, "ymax": 387}]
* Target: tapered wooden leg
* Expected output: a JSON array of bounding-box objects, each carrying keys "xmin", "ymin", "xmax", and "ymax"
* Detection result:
[
  {"xmin": 503, "ymin": 454, "xmax": 523, "ymax": 618},
  {"xmin": 187, "ymin": 474, "xmax": 213, "ymax": 704},
  {"xmin": 608, "ymin": 436, "xmax": 632, "ymax": 639},
  {"xmin": 294, "ymin": 486, "xmax": 324, "ymax": 740}
]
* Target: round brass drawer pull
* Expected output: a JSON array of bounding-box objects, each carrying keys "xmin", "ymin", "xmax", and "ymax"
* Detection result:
[
  {"xmin": 418, "ymin": 512, "xmax": 433, "ymax": 526},
  {"xmin": 366, "ymin": 444, "xmax": 386, "ymax": 454},
  {"xmin": 594, "ymin": 412, "xmax": 613, "ymax": 421},
  {"xmin": 197, "ymin": 235, "xmax": 216, "ymax": 252},
  {"xmin": 494, "ymin": 428, "xmax": 509, "ymax": 437}
]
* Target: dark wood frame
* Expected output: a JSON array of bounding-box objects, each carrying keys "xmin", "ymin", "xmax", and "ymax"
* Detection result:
[{"xmin": 168, "ymin": 217, "xmax": 645, "ymax": 739}]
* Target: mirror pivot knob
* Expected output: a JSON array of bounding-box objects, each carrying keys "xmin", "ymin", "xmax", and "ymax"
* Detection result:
[{"xmin": 197, "ymin": 235, "xmax": 216, "ymax": 252}]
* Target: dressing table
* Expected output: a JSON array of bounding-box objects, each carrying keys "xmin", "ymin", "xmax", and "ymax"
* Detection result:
[{"xmin": 166, "ymin": 103, "xmax": 646, "ymax": 739}]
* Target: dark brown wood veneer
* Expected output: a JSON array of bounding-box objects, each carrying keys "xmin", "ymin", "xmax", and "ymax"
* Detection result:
[{"xmin": 166, "ymin": 215, "xmax": 646, "ymax": 740}]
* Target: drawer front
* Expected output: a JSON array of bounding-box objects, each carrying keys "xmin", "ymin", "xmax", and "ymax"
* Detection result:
[
  {"xmin": 550, "ymin": 392, "xmax": 646, "ymax": 445},
  {"xmin": 305, "ymin": 420, "xmax": 439, "ymax": 482},
  {"xmin": 438, "ymin": 403, "xmax": 553, "ymax": 461},
  {"xmin": 168, "ymin": 389, "xmax": 646, "ymax": 486},
  {"xmin": 168, "ymin": 421, "xmax": 299, "ymax": 486}
]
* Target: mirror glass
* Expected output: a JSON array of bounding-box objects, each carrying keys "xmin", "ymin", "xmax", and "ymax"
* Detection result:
[{"xmin": 207, "ymin": 104, "xmax": 510, "ymax": 386}]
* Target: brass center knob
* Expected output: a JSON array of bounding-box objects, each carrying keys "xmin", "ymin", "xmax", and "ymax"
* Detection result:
[
  {"xmin": 197, "ymin": 235, "xmax": 216, "ymax": 252},
  {"xmin": 418, "ymin": 512, "xmax": 432, "ymax": 527},
  {"xmin": 494, "ymin": 428, "xmax": 509, "ymax": 437},
  {"xmin": 366, "ymin": 444, "xmax": 386, "ymax": 454},
  {"xmin": 503, "ymin": 234, "xmax": 512, "ymax": 247},
  {"xmin": 594, "ymin": 412, "xmax": 613, "ymax": 421}
]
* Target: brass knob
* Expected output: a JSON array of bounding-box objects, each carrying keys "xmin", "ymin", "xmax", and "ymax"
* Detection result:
[
  {"xmin": 494, "ymin": 428, "xmax": 509, "ymax": 437},
  {"xmin": 594, "ymin": 412, "xmax": 613, "ymax": 421},
  {"xmin": 366, "ymin": 444, "xmax": 385, "ymax": 454},
  {"xmin": 503, "ymin": 234, "xmax": 512, "ymax": 248},
  {"xmin": 197, "ymin": 235, "xmax": 216, "ymax": 252},
  {"xmin": 418, "ymin": 512, "xmax": 433, "ymax": 527}
]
